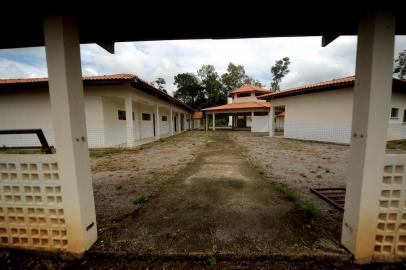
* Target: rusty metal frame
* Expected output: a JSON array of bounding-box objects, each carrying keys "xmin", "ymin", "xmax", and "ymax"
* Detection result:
[
  {"xmin": 310, "ymin": 187, "xmax": 346, "ymax": 211},
  {"xmin": 0, "ymin": 129, "xmax": 54, "ymax": 154}
]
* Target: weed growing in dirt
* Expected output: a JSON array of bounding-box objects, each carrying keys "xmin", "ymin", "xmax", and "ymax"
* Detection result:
[
  {"xmin": 297, "ymin": 201, "xmax": 317, "ymax": 217},
  {"xmin": 90, "ymin": 148, "xmax": 126, "ymax": 158},
  {"xmin": 276, "ymin": 184, "xmax": 317, "ymax": 218},
  {"xmin": 207, "ymin": 256, "xmax": 216, "ymax": 268},
  {"xmin": 134, "ymin": 196, "xmax": 149, "ymax": 205},
  {"xmin": 116, "ymin": 185, "xmax": 122, "ymax": 190},
  {"xmin": 277, "ymin": 184, "xmax": 300, "ymax": 201},
  {"xmin": 299, "ymin": 173, "xmax": 307, "ymax": 178},
  {"xmin": 159, "ymin": 138, "xmax": 166, "ymax": 143}
]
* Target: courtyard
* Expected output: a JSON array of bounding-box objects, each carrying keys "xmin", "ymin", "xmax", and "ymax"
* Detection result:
[{"xmin": 2, "ymin": 131, "xmax": 406, "ymax": 268}]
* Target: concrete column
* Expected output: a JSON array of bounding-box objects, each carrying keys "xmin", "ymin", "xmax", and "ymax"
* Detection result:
[
  {"xmin": 269, "ymin": 106, "xmax": 275, "ymax": 136},
  {"xmin": 177, "ymin": 112, "xmax": 181, "ymax": 132},
  {"xmin": 125, "ymin": 96, "xmax": 135, "ymax": 147},
  {"xmin": 251, "ymin": 111, "xmax": 254, "ymax": 129},
  {"xmin": 170, "ymin": 107, "xmax": 174, "ymax": 135},
  {"xmin": 138, "ymin": 103, "xmax": 142, "ymax": 140},
  {"xmin": 341, "ymin": 10, "xmax": 395, "ymax": 263},
  {"xmin": 212, "ymin": 113, "xmax": 216, "ymax": 131},
  {"xmin": 155, "ymin": 104, "xmax": 160, "ymax": 139},
  {"xmin": 205, "ymin": 113, "xmax": 208, "ymax": 131},
  {"xmin": 44, "ymin": 15, "xmax": 97, "ymax": 254}
]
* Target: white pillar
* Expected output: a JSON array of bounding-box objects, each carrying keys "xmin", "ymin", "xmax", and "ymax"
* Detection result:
[
  {"xmin": 269, "ymin": 106, "xmax": 275, "ymax": 136},
  {"xmin": 155, "ymin": 104, "xmax": 160, "ymax": 139},
  {"xmin": 212, "ymin": 113, "xmax": 216, "ymax": 131},
  {"xmin": 138, "ymin": 103, "xmax": 142, "ymax": 140},
  {"xmin": 44, "ymin": 15, "xmax": 97, "ymax": 254},
  {"xmin": 125, "ymin": 95, "xmax": 135, "ymax": 147},
  {"xmin": 170, "ymin": 107, "xmax": 174, "ymax": 135},
  {"xmin": 177, "ymin": 112, "xmax": 181, "ymax": 132},
  {"xmin": 341, "ymin": 10, "xmax": 395, "ymax": 263}
]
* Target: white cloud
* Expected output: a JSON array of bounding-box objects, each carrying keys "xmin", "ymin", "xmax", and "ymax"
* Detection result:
[{"xmin": 0, "ymin": 36, "xmax": 405, "ymax": 95}]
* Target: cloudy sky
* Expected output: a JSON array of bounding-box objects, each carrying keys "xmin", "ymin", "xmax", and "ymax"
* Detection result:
[{"xmin": 0, "ymin": 36, "xmax": 405, "ymax": 95}]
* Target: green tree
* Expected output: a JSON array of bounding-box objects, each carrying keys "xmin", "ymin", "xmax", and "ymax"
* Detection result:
[
  {"xmin": 270, "ymin": 57, "xmax": 291, "ymax": 91},
  {"xmin": 394, "ymin": 49, "xmax": 406, "ymax": 79},
  {"xmin": 221, "ymin": 63, "xmax": 262, "ymax": 94},
  {"xmin": 151, "ymin": 77, "xmax": 167, "ymax": 92},
  {"xmin": 197, "ymin": 65, "xmax": 225, "ymax": 107},
  {"xmin": 173, "ymin": 73, "xmax": 205, "ymax": 109}
]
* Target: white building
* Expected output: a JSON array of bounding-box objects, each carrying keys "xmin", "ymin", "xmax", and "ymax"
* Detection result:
[
  {"xmin": 0, "ymin": 74, "xmax": 194, "ymax": 148},
  {"xmin": 260, "ymin": 76, "xmax": 406, "ymax": 144},
  {"xmin": 202, "ymin": 85, "xmax": 272, "ymax": 132}
]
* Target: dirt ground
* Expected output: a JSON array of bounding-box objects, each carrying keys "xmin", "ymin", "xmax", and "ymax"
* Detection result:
[
  {"xmin": 229, "ymin": 132, "xmax": 349, "ymax": 240},
  {"xmin": 5, "ymin": 131, "xmax": 406, "ymax": 269}
]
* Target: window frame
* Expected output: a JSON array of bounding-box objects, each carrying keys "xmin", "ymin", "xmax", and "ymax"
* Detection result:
[
  {"xmin": 118, "ymin": 110, "xmax": 126, "ymax": 120},
  {"xmin": 142, "ymin": 113, "xmax": 151, "ymax": 121},
  {"xmin": 390, "ymin": 108, "xmax": 399, "ymax": 119},
  {"xmin": 162, "ymin": 115, "xmax": 167, "ymax": 121}
]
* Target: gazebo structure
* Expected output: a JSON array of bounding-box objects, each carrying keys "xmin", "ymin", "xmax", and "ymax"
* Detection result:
[{"xmin": 0, "ymin": 5, "xmax": 405, "ymax": 263}]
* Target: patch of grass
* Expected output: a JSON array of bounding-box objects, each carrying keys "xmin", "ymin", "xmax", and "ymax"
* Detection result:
[
  {"xmin": 316, "ymin": 175, "xmax": 322, "ymax": 179},
  {"xmin": 159, "ymin": 138, "xmax": 166, "ymax": 143},
  {"xmin": 259, "ymin": 171, "xmax": 265, "ymax": 175},
  {"xmin": 116, "ymin": 185, "xmax": 122, "ymax": 190},
  {"xmin": 276, "ymin": 184, "xmax": 300, "ymax": 201},
  {"xmin": 325, "ymin": 169, "xmax": 330, "ymax": 173},
  {"xmin": 310, "ymin": 170, "xmax": 316, "ymax": 174},
  {"xmin": 297, "ymin": 201, "xmax": 317, "ymax": 217},
  {"xmin": 89, "ymin": 148, "xmax": 126, "ymax": 158},
  {"xmin": 299, "ymin": 173, "xmax": 307, "ymax": 178},
  {"xmin": 0, "ymin": 149, "xmax": 41, "ymax": 154},
  {"xmin": 276, "ymin": 184, "xmax": 317, "ymax": 219},
  {"xmin": 207, "ymin": 256, "xmax": 216, "ymax": 268},
  {"xmin": 133, "ymin": 196, "xmax": 149, "ymax": 205}
]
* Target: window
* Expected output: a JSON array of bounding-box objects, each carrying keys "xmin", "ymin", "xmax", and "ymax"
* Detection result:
[
  {"xmin": 162, "ymin": 115, "xmax": 167, "ymax": 121},
  {"xmin": 237, "ymin": 93, "xmax": 250, "ymax": 98},
  {"xmin": 118, "ymin": 110, "xmax": 126, "ymax": 120},
  {"xmin": 391, "ymin": 108, "xmax": 399, "ymax": 119},
  {"xmin": 403, "ymin": 110, "xmax": 406, "ymax": 123},
  {"xmin": 142, "ymin": 113, "xmax": 151, "ymax": 121},
  {"xmin": 118, "ymin": 110, "xmax": 134, "ymax": 120}
]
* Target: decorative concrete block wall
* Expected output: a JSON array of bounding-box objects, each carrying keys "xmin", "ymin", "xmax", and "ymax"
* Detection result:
[
  {"xmin": 0, "ymin": 154, "xmax": 68, "ymax": 251},
  {"xmin": 373, "ymin": 154, "xmax": 406, "ymax": 261}
]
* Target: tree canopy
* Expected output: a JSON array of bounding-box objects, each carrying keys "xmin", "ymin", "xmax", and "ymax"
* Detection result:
[
  {"xmin": 173, "ymin": 63, "xmax": 262, "ymax": 109},
  {"xmin": 270, "ymin": 57, "xmax": 291, "ymax": 91},
  {"xmin": 394, "ymin": 49, "xmax": 406, "ymax": 80},
  {"xmin": 151, "ymin": 77, "xmax": 167, "ymax": 92}
]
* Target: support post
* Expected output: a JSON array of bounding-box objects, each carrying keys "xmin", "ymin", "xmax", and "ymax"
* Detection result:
[
  {"xmin": 205, "ymin": 113, "xmax": 208, "ymax": 131},
  {"xmin": 269, "ymin": 106, "xmax": 275, "ymax": 136},
  {"xmin": 44, "ymin": 15, "xmax": 97, "ymax": 253},
  {"xmin": 125, "ymin": 95, "xmax": 135, "ymax": 147},
  {"xmin": 212, "ymin": 113, "xmax": 216, "ymax": 131},
  {"xmin": 170, "ymin": 106, "xmax": 174, "ymax": 135},
  {"xmin": 155, "ymin": 104, "xmax": 160, "ymax": 139},
  {"xmin": 177, "ymin": 112, "xmax": 181, "ymax": 132},
  {"xmin": 138, "ymin": 103, "xmax": 142, "ymax": 140},
  {"xmin": 341, "ymin": 10, "xmax": 395, "ymax": 263}
]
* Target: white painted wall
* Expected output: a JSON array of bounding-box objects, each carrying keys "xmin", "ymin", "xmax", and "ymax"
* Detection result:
[
  {"xmin": 271, "ymin": 87, "xmax": 406, "ymax": 143},
  {"xmin": 0, "ymin": 83, "xmax": 191, "ymax": 148},
  {"xmin": 232, "ymin": 92, "xmax": 266, "ymax": 103},
  {"xmin": 252, "ymin": 115, "xmax": 269, "ymax": 132}
]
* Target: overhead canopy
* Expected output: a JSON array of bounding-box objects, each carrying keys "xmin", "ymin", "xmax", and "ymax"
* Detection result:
[{"xmin": 0, "ymin": 5, "xmax": 405, "ymax": 50}]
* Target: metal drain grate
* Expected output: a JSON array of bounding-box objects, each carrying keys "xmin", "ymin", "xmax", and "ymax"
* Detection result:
[{"xmin": 310, "ymin": 187, "xmax": 346, "ymax": 211}]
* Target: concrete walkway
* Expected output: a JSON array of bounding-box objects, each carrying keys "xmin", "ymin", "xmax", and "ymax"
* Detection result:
[{"xmin": 93, "ymin": 131, "xmax": 348, "ymax": 259}]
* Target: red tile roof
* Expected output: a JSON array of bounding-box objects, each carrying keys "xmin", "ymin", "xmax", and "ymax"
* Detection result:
[
  {"xmin": 228, "ymin": 84, "xmax": 271, "ymax": 97},
  {"xmin": 258, "ymin": 76, "xmax": 356, "ymax": 99},
  {"xmin": 0, "ymin": 74, "xmax": 137, "ymax": 85},
  {"xmin": 0, "ymin": 74, "xmax": 195, "ymax": 112},
  {"xmin": 192, "ymin": 112, "xmax": 204, "ymax": 119},
  {"xmin": 202, "ymin": 101, "xmax": 271, "ymax": 112}
]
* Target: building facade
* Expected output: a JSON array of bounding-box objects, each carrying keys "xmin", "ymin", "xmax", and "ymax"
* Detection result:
[
  {"xmin": 0, "ymin": 74, "xmax": 194, "ymax": 148},
  {"xmin": 202, "ymin": 85, "xmax": 272, "ymax": 132},
  {"xmin": 260, "ymin": 76, "xmax": 406, "ymax": 144}
]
